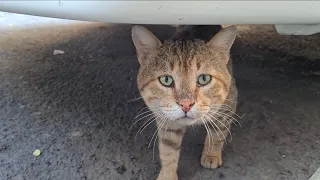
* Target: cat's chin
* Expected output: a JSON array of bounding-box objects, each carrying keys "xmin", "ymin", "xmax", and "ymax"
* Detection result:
[{"xmin": 174, "ymin": 117, "xmax": 198, "ymax": 126}]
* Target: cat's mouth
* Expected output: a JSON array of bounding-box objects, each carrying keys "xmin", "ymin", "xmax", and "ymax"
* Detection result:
[
  {"xmin": 174, "ymin": 110, "xmax": 199, "ymax": 121},
  {"xmin": 178, "ymin": 113, "xmax": 195, "ymax": 120}
]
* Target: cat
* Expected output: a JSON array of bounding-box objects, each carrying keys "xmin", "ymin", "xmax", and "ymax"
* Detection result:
[{"xmin": 131, "ymin": 25, "xmax": 238, "ymax": 180}]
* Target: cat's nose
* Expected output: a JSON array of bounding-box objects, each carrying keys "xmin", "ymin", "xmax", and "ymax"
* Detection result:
[{"xmin": 177, "ymin": 99, "xmax": 195, "ymax": 113}]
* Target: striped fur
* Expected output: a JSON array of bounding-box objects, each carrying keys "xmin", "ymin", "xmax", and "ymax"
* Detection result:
[{"xmin": 131, "ymin": 25, "xmax": 238, "ymax": 180}]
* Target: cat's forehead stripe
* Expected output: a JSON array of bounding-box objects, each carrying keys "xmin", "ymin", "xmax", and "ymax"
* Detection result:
[{"xmin": 161, "ymin": 40, "xmax": 200, "ymax": 71}]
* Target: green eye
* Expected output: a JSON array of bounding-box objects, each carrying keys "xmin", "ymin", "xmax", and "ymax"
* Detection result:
[
  {"xmin": 197, "ymin": 74, "xmax": 212, "ymax": 86},
  {"xmin": 159, "ymin": 75, "xmax": 174, "ymax": 87}
]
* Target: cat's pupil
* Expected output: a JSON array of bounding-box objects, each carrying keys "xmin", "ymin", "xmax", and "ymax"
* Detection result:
[
  {"xmin": 165, "ymin": 76, "xmax": 169, "ymax": 82},
  {"xmin": 202, "ymin": 76, "xmax": 206, "ymax": 82}
]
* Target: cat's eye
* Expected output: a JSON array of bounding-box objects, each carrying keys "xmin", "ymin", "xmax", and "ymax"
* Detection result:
[
  {"xmin": 197, "ymin": 74, "xmax": 212, "ymax": 86},
  {"xmin": 159, "ymin": 75, "xmax": 174, "ymax": 87}
]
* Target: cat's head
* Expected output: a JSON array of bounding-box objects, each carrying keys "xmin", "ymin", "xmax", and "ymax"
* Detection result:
[{"xmin": 131, "ymin": 25, "xmax": 237, "ymax": 126}]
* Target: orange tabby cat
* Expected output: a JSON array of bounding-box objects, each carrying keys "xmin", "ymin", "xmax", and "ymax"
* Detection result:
[{"xmin": 131, "ymin": 25, "xmax": 238, "ymax": 180}]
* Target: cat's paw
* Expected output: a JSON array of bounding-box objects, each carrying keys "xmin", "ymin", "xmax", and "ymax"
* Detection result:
[
  {"xmin": 201, "ymin": 154, "xmax": 222, "ymax": 169},
  {"xmin": 157, "ymin": 171, "xmax": 178, "ymax": 180}
]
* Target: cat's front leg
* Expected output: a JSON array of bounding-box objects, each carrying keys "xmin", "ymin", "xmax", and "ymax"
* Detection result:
[
  {"xmin": 201, "ymin": 123, "xmax": 230, "ymax": 169},
  {"xmin": 156, "ymin": 123, "xmax": 186, "ymax": 180}
]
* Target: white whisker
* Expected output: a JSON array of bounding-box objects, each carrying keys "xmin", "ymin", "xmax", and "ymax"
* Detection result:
[
  {"xmin": 153, "ymin": 117, "xmax": 168, "ymax": 159},
  {"xmin": 210, "ymin": 104, "xmax": 233, "ymax": 110},
  {"xmin": 150, "ymin": 116, "xmax": 168, "ymax": 161},
  {"xmin": 203, "ymin": 114, "xmax": 227, "ymax": 144},
  {"xmin": 213, "ymin": 111, "xmax": 238, "ymax": 126},
  {"xmin": 149, "ymin": 116, "xmax": 166, "ymax": 148},
  {"xmin": 207, "ymin": 113, "xmax": 232, "ymax": 143},
  {"xmin": 213, "ymin": 111, "xmax": 243, "ymax": 129},
  {"xmin": 129, "ymin": 112, "xmax": 156, "ymax": 133},
  {"xmin": 134, "ymin": 106, "xmax": 149, "ymax": 118},
  {"xmin": 127, "ymin": 96, "xmax": 143, "ymax": 102},
  {"xmin": 201, "ymin": 117, "xmax": 210, "ymax": 151},
  {"xmin": 201, "ymin": 117, "xmax": 213, "ymax": 152},
  {"xmin": 203, "ymin": 114, "xmax": 223, "ymax": 151},
  {"xmin": 209, "ymin": 104, "xmax": 242, "ymax": 128},
  {"xmin": 211, "ymin": 104, "xmax": 243, "ymax": 119},
  {"xmin": 139, "ymin": 113, "xmax": 162, "ymax": 134},
  {"xmin": 135, "ymin": 116, "xmax": 156, "ymax": 140},
  {"xmin": 134, "ymin": 109, "xmax": 155, "ymax": 120}
]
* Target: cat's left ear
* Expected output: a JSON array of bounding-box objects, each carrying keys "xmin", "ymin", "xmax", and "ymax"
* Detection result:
[
  {"xmin": 131, "ymin": 25, "xmax": 162, "ymax": 64},
  {"xmin": 207, "ymin": 26, "xmax": 237, "ymax": 63}
]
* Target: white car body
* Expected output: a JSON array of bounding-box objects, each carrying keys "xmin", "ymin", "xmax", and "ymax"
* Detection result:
[{"xmin": 1, "ymin": 1, "xmax": 320, "ymax": 35}]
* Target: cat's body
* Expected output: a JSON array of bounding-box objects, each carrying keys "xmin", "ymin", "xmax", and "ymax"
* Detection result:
[{"xmin": 131, "ymin": 25, "xmax": 238, "ymax": 180}]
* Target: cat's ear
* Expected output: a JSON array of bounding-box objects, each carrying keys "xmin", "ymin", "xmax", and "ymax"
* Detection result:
[
  {"xmin": 207, "ymin": 25, "xmax": 237, "ymax": 56},
  {"xmin": 131, "ymin": 25, "xmax": 162, "ymax": 64}
]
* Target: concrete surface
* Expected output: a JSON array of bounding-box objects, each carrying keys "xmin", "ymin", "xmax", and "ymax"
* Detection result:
[{"xmin": 0, "ymin": 12, "xmax": 320, "ymax": 180}]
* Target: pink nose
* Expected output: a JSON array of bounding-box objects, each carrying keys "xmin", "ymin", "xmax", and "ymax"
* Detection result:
[{"xmin": 177, "ymin": 99, "xmax": 195, "ymax": 113}]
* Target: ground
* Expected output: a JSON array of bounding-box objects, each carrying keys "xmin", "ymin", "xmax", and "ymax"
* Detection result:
[{"xmin": 0, "ymin": 12, "xmax": 320, "ymax": 180}]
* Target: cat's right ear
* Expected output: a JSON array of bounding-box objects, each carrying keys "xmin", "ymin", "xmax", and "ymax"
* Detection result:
[
  {"xmin": 131, "ymin": 25, "xmax": 162, "ymax": 64},
  {"xmin": 207, "ymin": 25, "xmax": 237, "ymax": 53}
]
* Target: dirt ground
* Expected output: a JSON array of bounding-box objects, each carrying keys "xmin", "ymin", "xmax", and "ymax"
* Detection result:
[{"xmin": 0, "ymin": 13, "xmax": 320, "ymax": 180}]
